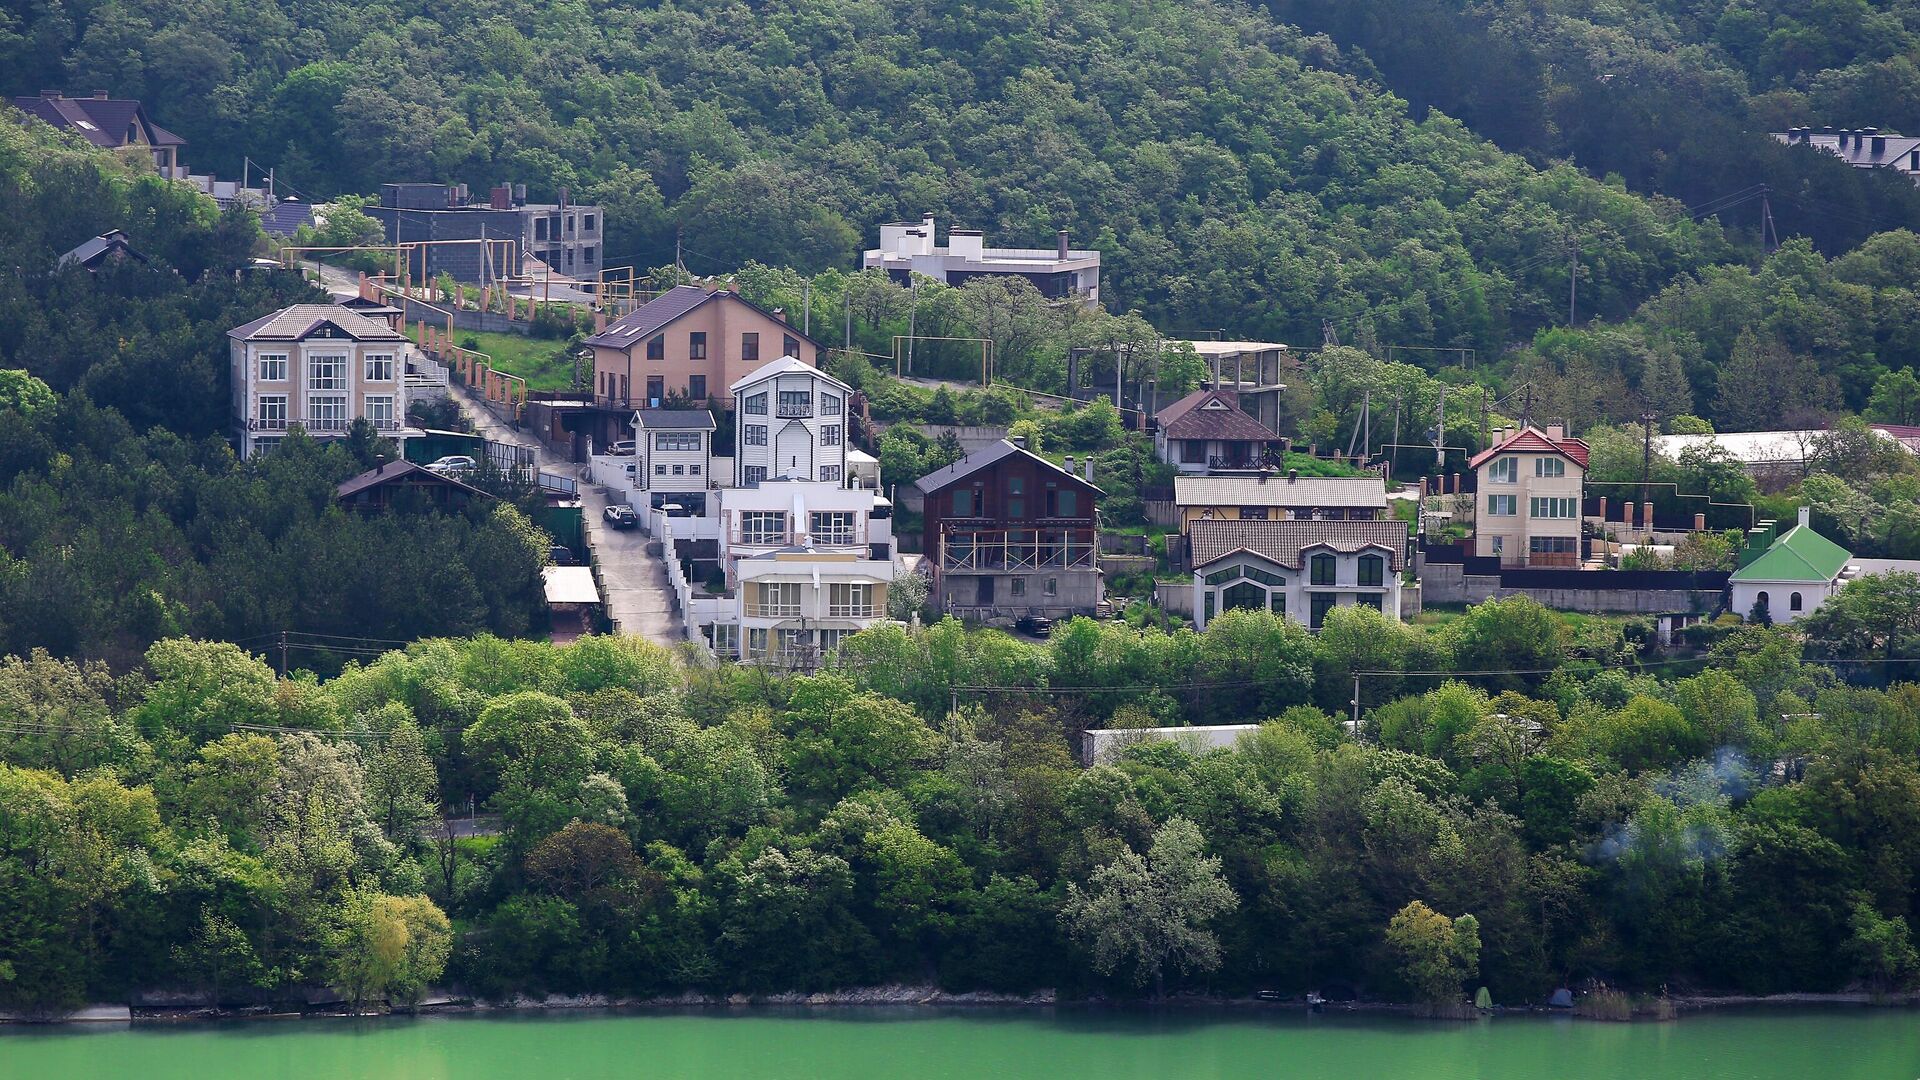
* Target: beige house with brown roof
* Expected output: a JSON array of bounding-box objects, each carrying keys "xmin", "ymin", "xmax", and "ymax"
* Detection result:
[
  {"xmin": 1469, "ymin": 425, "xmax": 1590, "ymax": 567},
  {"xmin": 1190, "ymin": 518, "xmax": 1408, "ymax": 630},
  {"xmin": 584, "ymin": 285, "xmax": 823, "ymax": 414},
  {"xmin": 228, "ymin": 304, "xmax": 415, "ymax": 459}
]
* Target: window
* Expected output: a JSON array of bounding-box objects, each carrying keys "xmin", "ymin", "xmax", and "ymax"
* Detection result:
[
  {"xmin": 535, "ymin": 218, "xmax": 548, "ymax": 241},
  {"xmin": 710, "ymin": 623, "xmax": 738, "ymax": 658},
  {"xmin": 1048, "ymin": 490, "xmax": 1078, "ymax": 517},
  {"xmin": 777, "ymin": 390, "xmax": 812, "ymax": 417},
  {"xmin": 1358, "ymin": 554, "xmax": 1385, "ymax": 587},
  {"xmin": 1183, "ymin": 440, "xmax": 1209, "ymax": 464},
  {"xmin": 583, "ymin": 214, "xmax": 595, "ymax": 232},
  {"xmin": 1755, "ymin": 590, "xmax": 1770, "ymax": 614},
  {"xmin": 830, "ymin": 582, "xmax": 874, "ymax": 617},
  {"xmin": 819, "ymin": 629, "xmax": 852, "ymax": 655},
  {"xmin": 1487, "ymin": 494, "xmax": 1517, "ymax": 516},
  {"xmin": 655, "ymin": 464, "xmax": 667, "ymax": 475},
  {"xmin": 656, "ymin": 433, "xmax": 702, "ymax": 452},
  {"xmin": 747, "ymin": 627, "xmax": 769, "ymax": 659},
  {"xmin": 565, "ymin": 216, "xmax": 575, "ymax": 236},
  {"xmin": 1269, "ymin": 591, "xmax": 1286, "ymax": 616},
  {"xmin": 953, "ymin": 489, "xmax": 975, "ymax": 516},
  {"xmin": 689, "ymin": 332, "xmax": 707, "ymax": 360},
  {"xmin": 1008, "ymin": 494, "xmax": 1025, "ymax": 518},
  {"xmin": 689, "ymin": 375, "xmax": 706, "ymax": 401},
  {"xmin": 250, "ymin": 436, "xmax": 282, "ymax": 455},
  {"xmin": 1011, "ymin": 578, "xmax": 1027, "ymax": 596},
  {"xmin": 364, "ymin": 354, "xmax": 394, "ymax": 381},
  {"xmin": 745, "ymin": 424, "xmax": 767, "ymax": 446},
  {"xmin": 822, "ymin": 394, "xmax": 841, "ymax": 415},
  {"xmin": 257, "ymin": 395, "xmax": 287, "ymax": 429},
  {"xmin": 1491, "ymin": 536, "xmax": 1504, "ymax": 555},
  {"xmin": 1488, "ymin": 456, "xmax": 1517, "ymax": 483},
  {"xmin": 647, "ymin": 335, "xmax": 664, "ymax": 361},
  {"xmin": 740, "ymin": 511, "xmax": 786, "ymax": 544},
  {"xmin": 744, "ymin": 465, "xmax": 767, "ymax": 486},
  {"xmin": 307, "ymin": 354, "xmax": 347, "ymax": 390},
  {"xmin": 812, "ymin": 511, "xmax": 857, "ymax": 545},
  {"xmin": 1309, "ymin": 592, "xmax": 1337, "ymax": 629},
  {"xmin": 1356, "ymin": 594, "xmax": 1384, "ymax": 611},
  {"xmin": 1535, "ymin": 457, "xmax": 1566, "ymax": 478},
  {"xmin": 822, "ymin": 424, "xmax": 841, "ymax": 446},
  {"xmin": 1790, "ymin": 592, "xmax": 1804, "ymax": 612},
  {"xmin": 819, "ymin": 465, "xmax": 842, "ymax": 483},
  {"xmin": 1310, "ymin": 552, "xmax": 1336, "ymax": 585},
  {"xmin": 647, "ymin": 376, "xmax": 664, "ymax": 405},
  {"xmin": 258, "ymin": 353, "xmax": 288, "ymax": 381},
  {"xmin": 742, "ymin": 332, "xmax": 760, "ymax": 361},
  {"xmin": 1044, "ymin": 578, "xmax": 1059, "ymax": 596},
  {"xmin": 307, "ymin": 395, "xmax": 347, "ymax": 430},
  {"xmin": 1530, "ymin": 497, "xmax": 1577, "ymax": 518},
  {"xmin": 745, "ymin": 393, "xmax": 767, "ymax": 415},
  {"xmin": 690, "ymin": 464, "xmax": 701, "ymax": 476},
  {"xmin": 783, "ymin": 334, "xmax": 799, "ymax": 357},
  {"xmin": 752, "ymin": 581, "xmax": 800, "ymax": 618},
  {"xmin": 364, "ymin": 395, "xmax": 395, "ymax": 428},
  {"xmin": 672, "ymin": 464, "xmax": 685, "ymax": 475},
  {"xmin": 584, "ymin": 247, "xmax": 596, "ymax": 265}
]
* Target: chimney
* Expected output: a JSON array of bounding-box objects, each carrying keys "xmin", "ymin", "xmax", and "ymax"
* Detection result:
[
  {"xmin": 771, "ymin": 307, "xmax": 786, "ymax": 323},
  {"xmin": 1287, "ymin": 468, "xmax": 1298, "ymax": 482},
  {"xmin": 39, "ymin": 89, "xmax": 61, "ymax": 98},
  {"xmin": 513, "ymin": 183, "xmax": 527, "ymax": 205},
  {"xmin": 1545, "ymin": 422, "xmax": 1566, "ymax": 441},
  {"xmin": 559, "ymin": 185, "xmax": 569, "ymax": 208},
  {"xmin": 1798, "ymin": 505, "xmax": 1811, "ymax": 529},
  {"xmin": 1062, "ymin": 454, "xmax": 1073, "ymax": 474},
  {"xmin": 1010, "ymin": 435, "xmax": 1027, "ymax": 450},
  {"xmin": 92, "ymin": 90, "xmax": 109, "ymax": 99},
  {"xmin": 1694, "ymin": 513, "xmax": 1706, "ymax": 531},
  {"xmin": 1083, "ymin": 456, "xmax": 1094, "ymax": 483},
  {"xmin": 1642, "ymin": 500, "xmax": 1654, "ymax": 531},
  {"xmin": 1057, "ymin": 230, "xmax": 1070, "ymax": 260}
]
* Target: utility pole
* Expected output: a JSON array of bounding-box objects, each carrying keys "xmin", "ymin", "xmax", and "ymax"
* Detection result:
[
  {"xmin": 674, "ymin": 228, "xmax": 685, "ymax": 274},
  {"xmin": 1351, "ymin": 673, "xmax": 1362, "ymax": 732},
  {"xmin": 1567, "ymin": 233, "xmax": 1579, "ymax": 326},
  {"xmin": 278, "ymin": 630, "xmax": 289, "ymax": 677},
  {"xmin": 905, "ymin": 275, "xmax": 919, "ymax": 375},
  {"xmin": 1640, "ymin": 410, "xmax": 1658, "ymax": 510},
  {"xmin": 1522, "ymin": 384, "xmax": 1534, "ymax": 429},
  {"xmin": 802, "ymin": 280, "xmax": 812, "ymax": 336},
  {"xmin": 1760, "ymin": 186, "xmax": 1779, "ymax": 253},
  {"xmin": 843, "ymin": 287, "xmax": 852, "ymax": 349},
  {"xmin": 1435, "ymin": 383, "xmax": 1446, "ymax": 470},
  {"xmin": 1480, "ymin": 387, "xmax": 1491, "ymax": 448}
]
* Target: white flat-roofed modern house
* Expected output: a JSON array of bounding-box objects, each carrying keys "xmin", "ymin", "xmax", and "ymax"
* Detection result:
[
  {"xmin": 731, "ymin": 357, "xmax": 855, "ymax": 488},
  {"xmin": 705, "ymin": 478, "xmax": 896, "ymax": 666},
  {"xmin": 633, "ymin": 409, "xmax": 716, "ymax": 514},
  {"xmin": 863, "ymin": 214, "xmax": 1100, "ymax": 305},
  {"xmin": 228, "ymin": 304, "xmax": 414, "ymax": 459}
]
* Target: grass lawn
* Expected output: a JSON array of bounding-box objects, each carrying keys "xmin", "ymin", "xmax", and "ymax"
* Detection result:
[{"xmin": 414, "ymin": 327, "xmax": 581, "ymax": 392}]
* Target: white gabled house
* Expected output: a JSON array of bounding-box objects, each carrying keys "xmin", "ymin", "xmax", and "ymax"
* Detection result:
[
  {"xmin": 731, "ymin": 357, "xmax": 854, "ymax": 488},
  {"xmin": 633, "ymin": 409, "xmax": 716, "ymax": 514}
]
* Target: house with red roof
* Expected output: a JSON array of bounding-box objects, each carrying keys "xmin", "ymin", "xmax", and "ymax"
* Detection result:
[{"xmin": 1468, "ymin": 424, "xmax": 1590, "ymax": 567}]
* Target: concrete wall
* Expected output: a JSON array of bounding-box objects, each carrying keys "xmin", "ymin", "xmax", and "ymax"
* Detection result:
[
  {"xmin": 908, "ymin": 424, "xmax": 1011, "ymax": 451},
  {"xmin": 1420, "ymin": 560, "xmax": 1721, "ymax": 613},
  {"xmin": 1155, "ymin": 580, "xmax": 1195, "ymax": 617},
  {"xmin": 395, "ymin": 294, "xmax": 529, "ymax": 336},
  {"xmin": 1082, "ymin": 724, "xmax": 1261, "ymax": 767}
]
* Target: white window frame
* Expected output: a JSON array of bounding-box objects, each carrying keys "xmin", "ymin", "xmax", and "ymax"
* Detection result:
[
  {"xmin": 821, "ymin": 393, "xmax": 842, "ymax": 416},
  {"xmin": 829, "ymin": 582, "xmax": 873, "ymax": 618},
  {"xmin": 1488, "ymin": 494, "xmax": 1517, "ymax": 516},
  {"xmin": 740, "ymin": 511, "xmax": 787, "ymax": 545},
  {"xmin": 364, "ymin": 394, "xmax": 395, "ymax": 428},
  {"xmin": 745, "ymin": 424, "xmax": 767, "ymax": 446},
  {"xmin": 812, "ymin": 511, "xmax": 857, "ymax": 546},
  {"xmin": 1529, "ymin": 496, "xmax": 1577, "ymax": 519},
  {"xmin": 307, "ymin": 394, "xmax": 348, "ymax": 429},
  {"xmin": 257, "ymin": 394, "xmax": 288, "ymax": 428},
  {"xmin": 820, "ymin": 465, "xmax": 841, "ymax": 483},
  {"xmin": 364, "ymin": 353, "xmax": 395, "ymax": 382},
  {"xmin": 1488, "ymin": 456, "xmax": 1516, "ymax": 483},
  {"xmin": 1535, "ymin": 456, "xmax": 1566, "ymax": 478},
  {"xmin": 745, "ymin": 393, "xmax": 767, "ymax": 415},
  {"xmin": 754, "ymin": 580, "xmax": 801, "ymax": 618},
  {"xmin": 258, "ymin": 353, "xmax": 288, "ymax": 382},
  {"xmin": 822, "ymin": 424, "xmax": 841, "ymax": 446},
  {"xmin": 307, "ymin": 354, "xmax": 348, "ymax": 391}
]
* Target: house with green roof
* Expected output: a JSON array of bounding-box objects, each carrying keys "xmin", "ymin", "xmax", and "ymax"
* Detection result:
[{"xmin": 1729, "ymin": 508, "xmax": 1853, "ymax": 623}]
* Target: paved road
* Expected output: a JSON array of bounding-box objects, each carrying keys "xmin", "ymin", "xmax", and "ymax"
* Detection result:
[{"xmin": 448, "ymin": 387, "xmax": 686, "ymax": 648}]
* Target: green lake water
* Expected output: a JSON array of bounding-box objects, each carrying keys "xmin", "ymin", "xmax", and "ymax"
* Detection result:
[{"xmin": 2, "ymin": 1007, "xmax": 1918, "ymax": 1079}]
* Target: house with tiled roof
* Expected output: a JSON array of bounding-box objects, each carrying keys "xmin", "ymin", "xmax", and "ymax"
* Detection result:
[
  {"xmin": 10, "ymin": 91, "xmax": 186, "ymax": 176},
  {"xmin": 227, "ymin": 304, "xmax": 417, "ymax": 458},
  {"xmin": 1173, "ymin": 473, "xmax": 1388, "ymax": 531},
  {"xmin": 1729, "ymin": 507, "xmax": 1853, "ymax": 624},
  {"xmin": 1190, "ymin": 518, "xmax": 1408, "ymax": 629},
  {"xmin": 584, "ymin": 284, "xmax": 822, "ymax": 412},
  {"xmin": 1470, "ymin": 424, "xmax": 1590, "ymax": 567},
  {"xmin": 1152, "ymin": 387, "xmax": 1288, "ymax": 473}
]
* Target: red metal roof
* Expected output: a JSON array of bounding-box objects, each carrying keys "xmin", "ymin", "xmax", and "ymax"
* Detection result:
[{"xmin": 1468, "ymin": 426, "xmax": 1590, "ymax": 470}]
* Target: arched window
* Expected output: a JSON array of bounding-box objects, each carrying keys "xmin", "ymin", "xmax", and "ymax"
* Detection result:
[
  {"xmin": 1358, "ymin": 554, "xmax": 1384, "ymax": 587},
  {"xmin": 1222, "ymin": 581, "xmax": 1265, "ymax": 614},
  {"xmin": 1790, "ymin": 592, "xmax": 1803, "ymax": 612},
  {"xmin": 1310, "ymin": 552, "xmax": 1336, "ymax": 585},
  {"xmin": 1755, "ymin": 591, "xmax": 1769, "ymax": 611}
]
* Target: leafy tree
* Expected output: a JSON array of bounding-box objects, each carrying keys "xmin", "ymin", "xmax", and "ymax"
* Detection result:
[
  {"xmin": 1385, "ymin": 901, "xmax": 1481, "ymax": 1007},
  {"xmin": 1060, "ymin": 816, "xmax": 1239, "ymax": 997}
]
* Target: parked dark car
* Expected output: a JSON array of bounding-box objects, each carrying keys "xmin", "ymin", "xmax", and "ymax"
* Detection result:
[
  {"xmin": 1014, "ymin": 615, "xmax": 1054, "ymax": 637},
  {"xmin": 604, "ymin": 504, "xmax": 638, "ymax": 529},
  {"xmin": 549, "ymin": 545, "xmax": 577, "ymax": 566}
]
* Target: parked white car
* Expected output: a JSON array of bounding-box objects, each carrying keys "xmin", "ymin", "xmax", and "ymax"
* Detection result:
[{"xmin": 425, "ymin": 455, "xmax": 477, "ymax": 475}]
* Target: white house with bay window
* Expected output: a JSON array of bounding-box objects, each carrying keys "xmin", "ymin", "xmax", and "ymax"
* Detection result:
[
  {"xmin": 227, "ymin": 304, "xmax": 415, "ymax": 458},
  {"xmin": 1190, "ymin": 519, "xmax": 1408, "ymax": 630},
  {"xmin": 731, "ymin": 357, "xmax": 854, "ymax": 488}
]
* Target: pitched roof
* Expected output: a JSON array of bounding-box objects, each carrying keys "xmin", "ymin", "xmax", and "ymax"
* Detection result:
[
  {"xmin": 258, "ymin": 200, "xmax": 316, "ymax": 237},
  {"xmin": 729, "ymin": 355, "xmax": 848, "ymax": 392},
  {"xmin": 634, "ymin": 409, "xmax": 715, "ymax": 431},
  {"xmin": 1175, "ymin": 474, "xmax": 1387, "ymax": 509},
  {"xmin": 1157, "ymin": 389, "xmax": 1281, "ymax": 442},
  {"xmin": 334, "ymin": 460, "xmax": 492, "ymax": 501},
  {"xmin": 914, "ymin": 439, "xmax": 1103, "ymax": 495},
  {"xmin": 1190, "ymin": 519, "xmax": 1409, "ymax": 572},
  {"xmin": 1468, "ymin": 426, "xmax": 1591, "ymax": 470},
  {"xmin": 1730, "ymin": 523, "xmax": 1852, "ymax": 584},
  {"xmin": 228, "ymin": 304, "xmax": 407, "ymax": 342},
  {"xmin": 582, "ymin": 285, "xmax": 826, "ymax": 352},
  {"xmin": 9, "ymin": 94, "xmax": 183, "ymax": 149},
  {"xmin": 58, "ymin": 230, "xmax": 147, "ymax": 269}
]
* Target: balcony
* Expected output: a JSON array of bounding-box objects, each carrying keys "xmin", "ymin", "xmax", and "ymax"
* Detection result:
[
  {"xmin": 938, "ymin": 528, "xmax": 1099, "ymax": 573},
  {"xmin": 745, "ymin": 603, "xmax": 801, "ymax": 619},
  {"xmin": 731, "ymin": 530, "xmax": 791, "ymax": 547},
  {"xmin": 828, "ymin": 604, "xmax": 877, "ymax": 619}
]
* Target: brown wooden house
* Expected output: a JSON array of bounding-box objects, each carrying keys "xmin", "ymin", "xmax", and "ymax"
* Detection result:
[{"xmin": 915, "ymin": 438, "xmax": 1103, "ymax": 620}]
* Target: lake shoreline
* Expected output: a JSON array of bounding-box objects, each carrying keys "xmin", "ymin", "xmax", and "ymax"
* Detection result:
[{"xmin": 13, "ymin": 986, "xmax": 1919, "ymax": 1026}]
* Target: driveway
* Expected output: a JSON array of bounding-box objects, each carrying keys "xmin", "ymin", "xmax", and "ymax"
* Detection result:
[{"xmin": 447, "ymin": 387, "xmax": 685, "ymax": 649}]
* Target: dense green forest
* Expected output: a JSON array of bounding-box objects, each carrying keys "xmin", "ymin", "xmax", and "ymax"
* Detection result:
[
  {"xmin": 2, "ymin": 0, "xmax": 1738, "ymax": 348},
  {"xmin": 10, "ymin": 595, "xmax": 1920, "ymax": 1012}
]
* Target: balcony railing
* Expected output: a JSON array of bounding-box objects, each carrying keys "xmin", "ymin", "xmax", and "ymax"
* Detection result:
[
  {"xmin": 732, "ymin": 530, "xmax": 791, "ymax": 546},
  {"xmin": 776, "ymin": 403, "xmax": 813, "ymax": 419},
  {"xmin": 828, "ymin": 604, "xmax": 878, "ymax": 618},
  {"xmin": 938, "ymin": 527, "xmax": 1099, "ymax": 573},
  {"xmin": 247, "ymin": 416, "xmax": 400, "ymax": 433},
  {"xmin": 745, "ymin": 603, "xmax": 801, "ymax": 619}
]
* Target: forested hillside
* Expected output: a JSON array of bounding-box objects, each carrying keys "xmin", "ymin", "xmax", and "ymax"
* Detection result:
[{"xmin": 1, "ymin": 0, "xmax": 1729, "ymax": 347}]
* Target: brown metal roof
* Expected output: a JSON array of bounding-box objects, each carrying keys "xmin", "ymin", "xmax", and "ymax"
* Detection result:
[
  {"xmin": 335, "ymin": 460, "xmax": 493, "ymax": 501},
  {"xmin": 1157, "ymin": 389, "xmax": 1280, "ymax": 442},
  {"xmin": 1189, "ymin": 518, "xmax": 1408, "ymax": 571}
]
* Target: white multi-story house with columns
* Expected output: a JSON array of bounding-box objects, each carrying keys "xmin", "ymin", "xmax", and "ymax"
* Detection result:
[
  {"xmin": 228, "ymin": 304, "xmax": 412, "ymax": 459},
  {"xmin": 731, "ymin": 357, "xmax": 853, "ymax": 488}
]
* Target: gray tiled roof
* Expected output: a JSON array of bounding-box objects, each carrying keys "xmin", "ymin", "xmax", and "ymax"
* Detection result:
[
  {"xmin": 635, "ymin": 409, "xmax": 715, "ymax": 431},
  {"xmin": 1175, "ymin": 474, "xmax": 1387, "ymax": 509},
  {"xmin": 582, "ymin": 285, "xmax": 714, "ymax": 348},
  {"xmin": 914, "ymin": 439, "xmax": 1103, "ymax": 495},
  {"xmin": 1156, "ymin": 389, "xmax": 1280, "ymax": 442},
  {"xmin": 228, "ymin": 304, "xmax": 406, "ymax": 342},
  {"xmin": 1188, "ymin": 518, "xmax": 1409, "ymax": 571}
]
